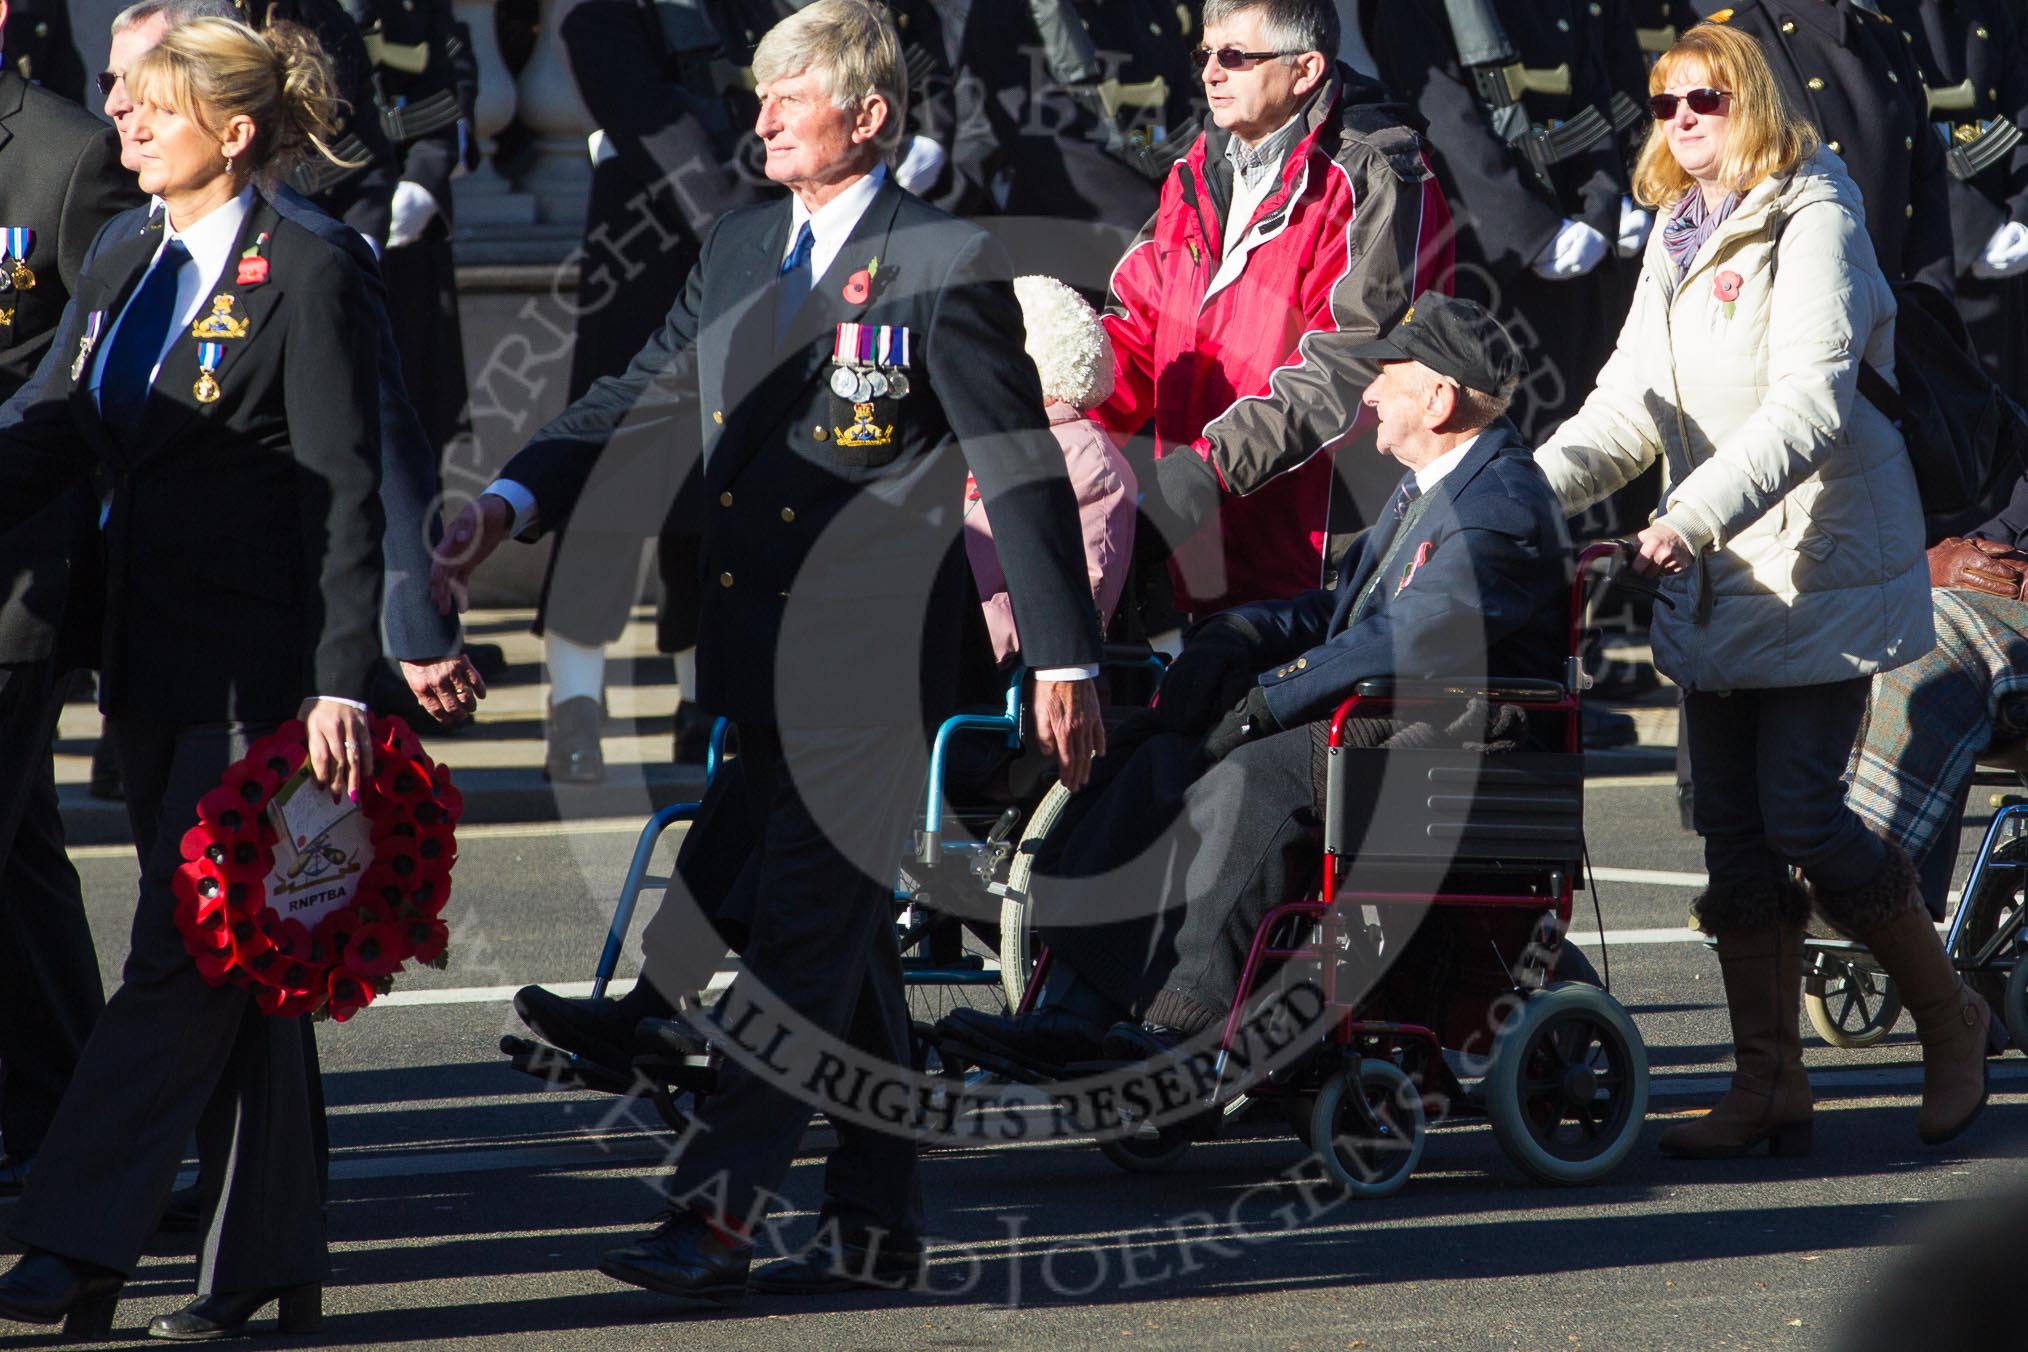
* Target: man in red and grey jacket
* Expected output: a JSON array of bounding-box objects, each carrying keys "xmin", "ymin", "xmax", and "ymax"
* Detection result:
[{"xmin": 1098, "ymin": 0, "xmax": 1454, "ymax": 617}]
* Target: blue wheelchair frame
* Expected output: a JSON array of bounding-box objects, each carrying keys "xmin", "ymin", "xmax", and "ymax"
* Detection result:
[{"xmin": 585, "ymin": 655, "xmax": 1167, "ymax": 1002}]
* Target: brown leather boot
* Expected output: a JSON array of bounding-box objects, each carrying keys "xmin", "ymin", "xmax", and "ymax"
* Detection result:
[
  {"xmin": 1856, "ymin": 905, "xmax": 1993, "ymax": 1145},
  {"xmin": 1659, "ymin": 924, "xmax": 1813, "ymax": 1158}
]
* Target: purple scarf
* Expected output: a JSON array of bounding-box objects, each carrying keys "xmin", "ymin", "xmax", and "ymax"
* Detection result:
[{"xmin": 1663, "ymin": 189, "xmax": 1742, "ymax": 283}]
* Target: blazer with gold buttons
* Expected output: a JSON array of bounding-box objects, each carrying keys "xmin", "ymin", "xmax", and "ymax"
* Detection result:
[
  {"xmin": 1717, "ymin": 0, "xmax": 1955, "ymax": 295},
  {"xmin": 503, "ymin": 173, "xmax": 1104, "ymax": 728}
]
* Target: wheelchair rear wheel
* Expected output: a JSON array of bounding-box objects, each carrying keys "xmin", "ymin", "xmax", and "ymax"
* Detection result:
[
  {"xmin": 999, "ymin": 781, "xmax": 1076, "ymax": 1010},
  {"xmin": 1802, "ymin": 952, "xmax": 1902, "ymax": 1049},
  {"xmin": 1485, "ymin": 982, "xmax": 1648, "ymax": 1186},
  {"xmin": 1309, "ymin": 1059, "xmax": 1425, "ymax": 1198}
]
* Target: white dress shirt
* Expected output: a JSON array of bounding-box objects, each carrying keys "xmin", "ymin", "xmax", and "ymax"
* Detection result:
[
  {"xmin": 1413, "ymin": 433, "xmax": 1480, "ymax": 495},
  {"xmin": 90, "ymin": 188, "xmax": 253, "ymax": 403}
]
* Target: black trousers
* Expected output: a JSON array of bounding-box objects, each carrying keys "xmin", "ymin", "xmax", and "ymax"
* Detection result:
[
  {"xmin": 10, "ymin": 720, "xmax": 326, "ymax": 1291},
  {"xmin": 0, "ymin": 659, "xmax": 104, "ymax": 1160},
  {"xmin": 1036, "ymin": 724, "xmax": 1323, "ymax": 1033},
  {"xmin": 642, "ymin": 723, "xmax": 923, "ymax": 1243}
]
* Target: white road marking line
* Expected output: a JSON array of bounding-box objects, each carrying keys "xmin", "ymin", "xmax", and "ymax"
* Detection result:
[
  {"xmin": 67, "ymin": 815, "xmax": 678, "ymax": 862},
  {"xmin": 1590, "ymin": 866, "xmax": 1707, "ymax": 887}
]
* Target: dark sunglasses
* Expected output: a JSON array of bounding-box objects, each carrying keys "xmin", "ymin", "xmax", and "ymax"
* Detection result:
[
  {"xmin": 94, "ymin": 70, "xmax": 122, "ymax": 96},
  {"xmin": 1193, "ymin": 45, "xmax": 1298, "ymax": 70},
  {"xmin": 1648, "ymin": 87, "xmax": 1731, "ymax": 119}
]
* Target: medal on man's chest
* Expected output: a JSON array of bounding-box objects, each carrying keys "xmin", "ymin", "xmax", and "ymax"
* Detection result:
[
  {"xmin": 2, "ymin": 228, "xmax": 35, "ymax": 291},
  {"xmin": 70, "ymin": 311, "xmax": 104, "ymax": 382}
]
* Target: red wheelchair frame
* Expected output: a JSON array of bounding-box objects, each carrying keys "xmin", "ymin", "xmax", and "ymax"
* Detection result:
[{"xmin": 1002, "ymin": 542, "xmax": 1650, "ymax": 1192}]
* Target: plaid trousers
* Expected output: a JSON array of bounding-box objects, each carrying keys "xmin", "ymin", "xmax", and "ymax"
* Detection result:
[{"xmin": 1846, "ymin": 588, "xmax": 2028, "ymax": 867}]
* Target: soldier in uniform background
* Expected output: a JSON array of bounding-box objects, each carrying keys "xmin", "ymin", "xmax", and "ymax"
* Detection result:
[
  {"xmin": 533, "ymin": 0, "xmax": 764, "ymax": 777},
  {"xmin": 348, "ymin": 0, "xmax": 476, "ymax": 461},
  {"xmin": 1886, "ymin": 0, "xmax": 2028, "ymax": 478},
  {"xmin": 944, "ymin": 0, "xmax": 1199, "ymax": 252},
  {"xmin": 0, "ymin": 0, "xmax": 139, "ymax": 1197},
  {"xmin": 1365, "ymin": 0, "xmax": 1640, "ymax": 444},
  {"xmin": 1, "ymin": 0, "xmax": 85, "ymax": 102},
  {"xmin": 235, "ymin": 0, "xmax": 401, "ymax": 244},
  {"xmin": 1713, "ymin": 0, "xmax": 1955, "ymax": 294}
]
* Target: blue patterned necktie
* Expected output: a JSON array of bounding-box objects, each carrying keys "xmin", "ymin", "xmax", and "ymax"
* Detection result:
[
  {"xmin": 1390, "ymin": 475, "xmax": 1421, "ymax": 521},
  {"xmin": 100, "ymin": 238, "xmax": 192, "ymax": 440},
  {"xmin": 775, "ymin": 220, "xmax": 816, "ymax": 341}
]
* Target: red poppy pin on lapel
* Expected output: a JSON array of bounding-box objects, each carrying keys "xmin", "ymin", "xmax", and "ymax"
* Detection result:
[
  {"xmin": 1714, "ymin": 270, "xmax": 1742, "ymax": 320},
  {"xmin": 842, "ymin": 256, "xmax": 878, "ymax": 305},
  {"xmin": 236, "ymin": 235, "xmax": 270, "ymax": 287}
]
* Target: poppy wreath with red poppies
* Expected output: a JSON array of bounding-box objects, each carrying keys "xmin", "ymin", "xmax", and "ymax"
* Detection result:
[{"xmin": 169, "ymin": 715, "xmax": 463, "ymax": 1021}]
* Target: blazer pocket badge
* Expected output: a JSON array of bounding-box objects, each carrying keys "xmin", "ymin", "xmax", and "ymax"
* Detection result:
[
  {"xmin": 70, "ymin": 310, "xmax": 105, "ymax": 382},
  {"xmin": 191, "ymin": 294, "xmax": 250, "ymax": 341}
]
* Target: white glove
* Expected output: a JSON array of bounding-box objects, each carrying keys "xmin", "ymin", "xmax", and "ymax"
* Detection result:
[
  {"xmin": 1973, "ymin": 220, "xmax": 2028, "ymax": 279},
  {"xmin": 586, "ymin": 127, "xmax": 617, "ymax": 168},
  {"xmin": 1617, "ymin": 196, "xmax": 1654, "ymax": 258},
  {"xmin": 1531, "ymin": 219, "xmax": 1610, "ymax": 280},
  {"xmin": 895, "ymin": 134, "xmax": 948, "ymax": 195},
  {"xmin": 386, "ymin": 180, "xmax": 440, "ymax": 250}
]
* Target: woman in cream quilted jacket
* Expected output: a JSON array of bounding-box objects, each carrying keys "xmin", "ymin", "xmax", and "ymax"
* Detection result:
[{"xmin": 1535, "ymin": 20, "xmax": 1991, "ymax": 1160}]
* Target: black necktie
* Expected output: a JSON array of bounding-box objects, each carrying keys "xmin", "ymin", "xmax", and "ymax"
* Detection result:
[
  {"xmin": 775, "ymin": 220, "xmax": 815, "ymax": 342},
  {"xmin": 100, "ymin": 238, "xmax": 192, "ymax": 439}
]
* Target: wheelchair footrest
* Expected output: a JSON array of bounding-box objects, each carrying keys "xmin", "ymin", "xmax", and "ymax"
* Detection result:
[
  {"xmin": 499, "ymin": 1035, "xmax": 640, "ymax": 1097},
  {"xmin": 632, "ymin": 1052, "xmax": 721, "ymax": 1094}
]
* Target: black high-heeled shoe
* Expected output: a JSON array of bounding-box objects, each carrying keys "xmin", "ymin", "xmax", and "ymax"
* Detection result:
[
  {"xmin": 0, "ymin": 1249, "xmax": 126, "ymax": 1339},
  {"xmin": 148, "ymin": 1285, "xmax": 322, "ymax": 1341}
]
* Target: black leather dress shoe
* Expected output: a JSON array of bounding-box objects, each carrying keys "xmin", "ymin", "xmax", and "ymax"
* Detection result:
[
  {"xmin": 544, "ymin": 695, "xmax": 605, "ymax": 784},
  {"xmin": 148, "ymin": 1285, "xmax": 321, "ymax": 1340},
  {"xmin": 513, "ymin": 985, "xmax": 635, "ymax": 1073},
  {"xmin": 673, "ymin": 702, "xmax": 714, "ymax": 766},
  {"xmin": 0, "ymin": 1153, "xmax": 32, "ymax": 1198},
  {"xmin": 157, "ymin": 1182, "xmax": 204, "ymax": 1234},
  {"xmin": 937, "ymin": 1007, "xmax": 1110, "ymax": 1068},
  {"xmin": 751, "ymin": 1241, "xmax": 924, "ymax": 1294},
  {"xmin": 598, "ymin": 1211, "xmax": 749, "ymax": 1311},
  {"xmin": 0, "ymin": 1250, "xmax": 125, "ymax": 1338}
]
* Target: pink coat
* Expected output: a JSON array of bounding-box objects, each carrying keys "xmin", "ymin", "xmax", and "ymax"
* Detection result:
[{"xmin": 964, "ymin": 403, "xmax": 1138, "ymax": 666}]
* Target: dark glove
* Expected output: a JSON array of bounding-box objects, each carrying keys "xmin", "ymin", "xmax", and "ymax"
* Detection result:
[
  {"xmin": 1927, "ymin": 536, "xmax": 2028, "ymax": 599},
  {"xmin": 1202, "ymin": 686, "xmax": 1279, "ymax": 763},
  {"xmin": 1155, "ymin": 637, "xmax": 1258, "ymax": 735}
]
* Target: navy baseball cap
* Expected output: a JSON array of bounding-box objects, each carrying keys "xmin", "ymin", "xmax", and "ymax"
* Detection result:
[{"xmin": 1349, "ymin": 292, "xmax": 1527, "ymax": 396}]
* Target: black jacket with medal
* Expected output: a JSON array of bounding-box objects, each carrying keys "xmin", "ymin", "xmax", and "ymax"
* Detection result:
[
  {"xmin": 0, "ymin": 68, "xmax": 142, "ymax": 668},
  {"xmin": 502, "ymin": 172, "xmax": 1103, "ymax": 729},
  {"xmin": 0, "ymin": 192, "xmax": 384, "ymax": 724}
]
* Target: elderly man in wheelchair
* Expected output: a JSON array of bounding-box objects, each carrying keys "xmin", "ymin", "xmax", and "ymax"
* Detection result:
[{"xmin": 937, "ymin": 293, "xmax": 1578, "ymax": 1074}]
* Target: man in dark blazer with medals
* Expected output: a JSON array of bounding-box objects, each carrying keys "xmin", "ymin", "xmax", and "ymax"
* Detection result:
[
  {"xmin": 1712, "ymin": 0, "xmax": 1956, "ymax": 294},
  {"xmin": 436, "ymin": 0, "xmax": 1104, "ymax": 1307},
  {"xmin": 0, "ymin": 0, "xmax": 141, "ymax": 1197}
]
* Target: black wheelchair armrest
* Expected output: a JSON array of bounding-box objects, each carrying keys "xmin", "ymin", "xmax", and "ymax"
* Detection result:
[{"xmin": 1350, "ymin": 677, "xmax": 1570, "ymax": 704}]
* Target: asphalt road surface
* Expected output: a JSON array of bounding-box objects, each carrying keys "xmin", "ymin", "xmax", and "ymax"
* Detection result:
[{"xmin": 8, "ymin": 772, "xmax": 2024, "ymax": 1351}]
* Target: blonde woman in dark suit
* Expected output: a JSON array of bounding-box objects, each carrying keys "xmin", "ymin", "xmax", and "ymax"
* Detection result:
[{"xmin": 0, "ymin": 17, "xmax": 383, "ymax": 1340}]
